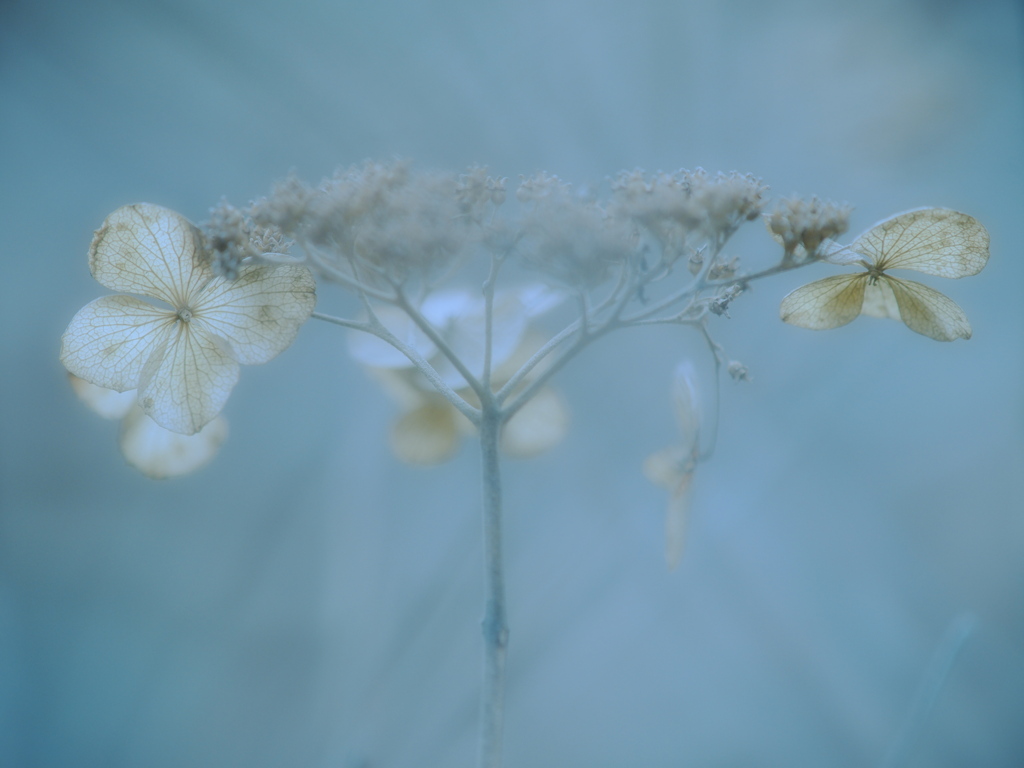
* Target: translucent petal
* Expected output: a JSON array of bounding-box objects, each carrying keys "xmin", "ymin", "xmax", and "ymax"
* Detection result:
[
  {"xmin": 421, "ymin": 289, "xmax": 474, "ymax": 326},
  {"xmin": 861, "ymin": 280, "xmax": 901, "ymax": 320},
  {"xmin": 60, "ymin": 295, "xmax": 177, "ymax": 391},
  {"xmin": 853, "ymin": 208, "xmax": 989, "ymax": 278},
  {"xmin": 136, "ymin": 324, "xmax": 240, "ymax": 434},
  {"xmin": 882, "ymin": 275, "xmax": 973, "ymax": 341},
  {"xmin": 391, "ymin": 402, "xmax": 460, "ymax": 464},
  {"xmin": 643, "ymin": 446, "xmax": 690, "ymax": 490},
  {"xmin": 120, "ymin": 407, "xmax": 228, "ymax": 478},
  {"xmin": 671, "ymin": 361, "xmax": 701, "ymax": 456},
  {"xmin": 501, "ymin": 386, "xmax": 568, "ymax": 458},
  {"xmin": 664, "ymin": 470, "xmax": 694, "ymax": 571},
  {"xmin": 432, "ymin": 290, "xmax": 528, "ymax": 387},
  {"xmin": 68, "ymin": 375, "xmax": 136, "ymax": 419},
  {"xmin": 193, "ymin": 263, "xmax": 317, "ymax": 365},
  {"xmin": 517, "ymin": 284, "xmax": 565, "ymax": 317},
  {"xmin": 89, "ymin": 204, "xmax": 212, "ymax": 306},
  {"xmin": 490, "ymin": 330, "xmax": 546, "ymax": 384},
  {"xmin": 820, "ymin": 242, "xmax": 867, "ymax": 267},
  {"xmin": 369, "ymin": 366, "xmax": 431, "ymax": 411},
  {"xmin": 348, "ymin": 306, "xmax": 437, "ymax": 368},
  {"xmin": 779, "ymin": 274, "xmax": 867, "ymax": 330}
]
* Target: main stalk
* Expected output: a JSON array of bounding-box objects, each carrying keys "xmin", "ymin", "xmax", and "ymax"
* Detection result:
[{"xmin": 478, "ymin": 404, "xmax": 508, "ymax": 768}]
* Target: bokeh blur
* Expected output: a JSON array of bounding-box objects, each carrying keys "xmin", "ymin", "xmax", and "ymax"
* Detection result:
[{"xmin": 2, "ymin": 0, "xmax": 1022, "ymax": 766}]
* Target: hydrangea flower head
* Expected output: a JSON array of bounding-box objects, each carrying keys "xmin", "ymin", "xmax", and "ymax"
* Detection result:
[
  {"xmin": 60, "ymin": 204, "xmax": 316, "ymax": 434},
  {"xmin": 779, "ymin": 208, "xmax": 988, "ymax": 341}
]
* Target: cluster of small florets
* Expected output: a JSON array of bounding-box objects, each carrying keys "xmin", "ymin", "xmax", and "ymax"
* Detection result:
[
  {"xmin": 203, "ymin": 200, "xmax": 292, "ymax": 279},
  {"xmin": 455, "ymin": 166, "xmax": 507, "ymax": 221},
  {"xmin": 612, "ymin": 167, "xmax": 768, "ymax": 224},
  {"xmin": 767, "ymin": 196, "xmax": 852, "ymax": 263},
  {"xmin": 248, "ymin": 161, "xmax": 472, "ymax": 286},
  {"xmin": 516, "ymin": 172, "xmax": 635, "ymax": 289},
  {"xmin": 612, "ymin": 169, "xmax": 768, "ymax": 253}
]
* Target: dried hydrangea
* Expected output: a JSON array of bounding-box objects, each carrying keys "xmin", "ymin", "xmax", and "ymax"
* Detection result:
[{"xmin": 60, "ymin": 204, "xmax": 316, "ymax": 435}]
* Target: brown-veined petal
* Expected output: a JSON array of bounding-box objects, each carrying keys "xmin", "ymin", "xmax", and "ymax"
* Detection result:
[
  {"xmin": 68, "ymin": 374, "xmax": 136, "ymax": 419},
  {"xmin": 853, "ymin": 208, "xmax": 989, "ymax": 278},
  {"xmin": 193, "ymin": 263, "xmax": 317, "ymax": 365},
  {"xmin": 88, "ymin": 204, "xmax": 212, "ymax": 306},
  {"xmin": 501, "ymin": 386, "xmax": 568, "ymax": 458},
  {"xmin": 882, "ymin": 275, "xmax": 973, "ymax": 341},
  {"xmin": 136, "ymin": 324, "xmax": 240, "ymax": 435},
  {"xmin": 120, "ymin": 407, "xmax": 228, "ymax": 478},
  {"xmin": 391, "ymin": 401, "xmax": 460, "ymax": 464},
  {"xmin": 60, "ymin": 295, "xmax": 177, "ymax": 392},
  {"xmin": 780, "ymin": 273, "xmax": 868, "ymax": 330}
]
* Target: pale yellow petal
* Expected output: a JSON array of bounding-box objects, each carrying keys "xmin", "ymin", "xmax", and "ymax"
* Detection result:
[
  {"xmin": 68, "ymin": 375, "xmax": 136, "ymax": 419},
  {"xmin": 60, "ymin": 295, "xmax": 177, "ymax": 391},
  {"xmin": 137, "ymin": 324, "xmax": 240, "ymax": 434},
  {"xmin": 391, "ymin": 402, "xmax": 460, "ymax": 464},
  {"xmin": 370, "ymin": 366, "xmax": 432, "ymax": 411},
  {"xmin": 501, "ymin": 387, "xmax": 568, "ymax": 458},
  {"xmin": 853, "ymin": 208, "xmax": 989, "ymax": 278},
  {"xmin": 860, "ymin": 279, "xmax": 901, "ymax": 320},
  {"xmin": 88, "ymin": 204, "xmax": 211, "ymax": 306},
  {"xmin": 665, "ymin": 471, "xmax": 694, "ymax": 571},
  {"xmin": 882, "ymin": 275, "xmax": 973, "ymax": 341},
  {"xmin": 643, "ymin": 446, "xmax": 690, "ymax": 490},
  {"xmin": 120, "ymin": 407, "xmax": 228, "ymax": 478},
  {"xmin": 193, "ymin": 264, "xmax": 317, "ymax": 364},
  {"xmin": 779, "ymin": 274, "xmax": 867, "ymax": 330}
]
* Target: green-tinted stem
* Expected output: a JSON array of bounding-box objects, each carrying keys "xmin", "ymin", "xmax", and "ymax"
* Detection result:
[{"xmin": 478, "ymin": 404, "xmax": 508, "ymax": 768}]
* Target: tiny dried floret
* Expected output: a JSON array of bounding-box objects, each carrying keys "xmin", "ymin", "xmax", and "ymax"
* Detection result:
[
  {"xmin": 60, "ymin": 203, "xmax": 316, "ymax": 434},
  {"xmin": 516, "ymin": 171, "xmax": 572, "ymax": 204},
  {"xmin": 727, "ymin": 360, "xmax": 750, "ymax": 381},
  {"xmin": 204, "ymin": 200, "xmax": 293, "ymax": 279},
  {"xmin": 455, "ymin": 166, "xmax": 507, "ymax": 218},
  {"xmin": 768, "ymin": 196, "xmax": 853, "ymax": 262}
]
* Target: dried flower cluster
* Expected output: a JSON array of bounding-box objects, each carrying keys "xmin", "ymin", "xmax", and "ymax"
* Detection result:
[
  {"xmin": 60, "ymin": 161, "xmax": 988, "ymax": 509},
  {"xmin": 58, "ymin": 160, "xmax": 990, "ymax": 768}
]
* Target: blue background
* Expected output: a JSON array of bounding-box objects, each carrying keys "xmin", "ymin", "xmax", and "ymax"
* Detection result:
[{"xmin": 2, "ymin": 1, "xmax": 1022, "ymax": 765}]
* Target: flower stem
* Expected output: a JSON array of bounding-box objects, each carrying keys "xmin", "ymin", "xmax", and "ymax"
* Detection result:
[{"xmin": 478, "ymin": 404, "xmax": 508, "ymax": 768}]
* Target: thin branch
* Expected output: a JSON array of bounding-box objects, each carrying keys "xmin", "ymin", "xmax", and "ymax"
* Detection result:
[
  {"xmin": 481, "ymin": 252, "xmax": 504, "ymax": 391},
  {"xmin": 696, "ymin": 322, "xmax": 724, "ymax": 461},
  {"xmin": 312, "ymin": 310, "xmax": 481, "ymax": 425},
  {"xmin": 391, "ymin": 285, "xmax": 488, "ymax": 403}
]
